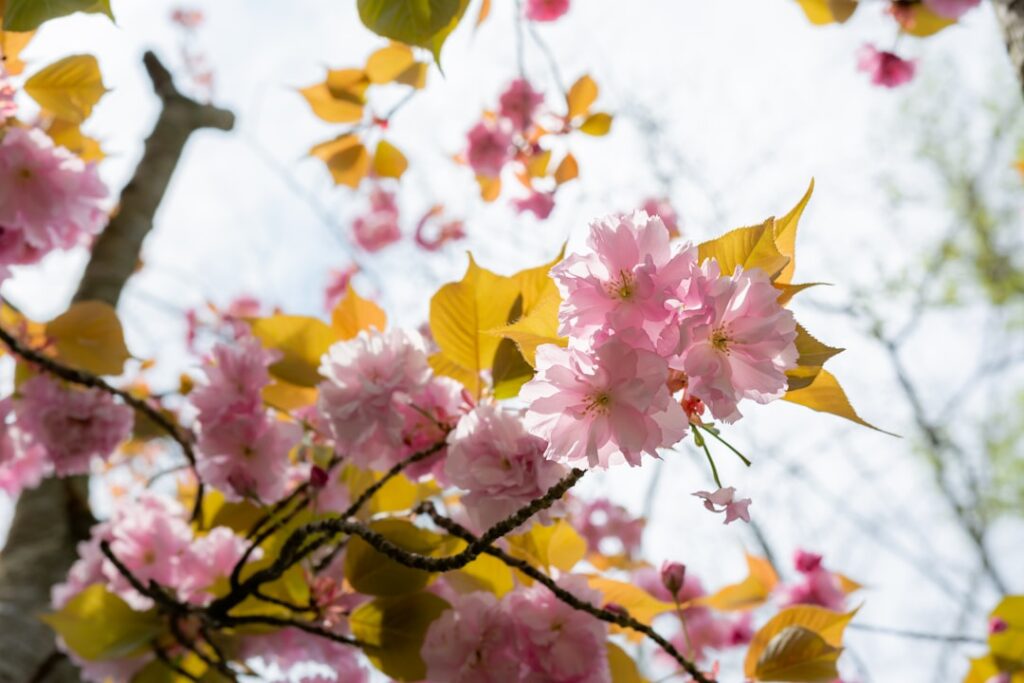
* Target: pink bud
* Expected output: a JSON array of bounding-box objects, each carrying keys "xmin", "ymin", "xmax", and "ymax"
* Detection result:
[
  {"xmin": 793, "ymin": 549, "xmax": 823, "ymax": 574},
  {"xmin": 661, "ymin": 561, "xmax": 686, "ymax": 596},
  {"xmin": 603, "ymin": 602, "xmax": 628, "ymax": 617},
  {"xmin": 989, "ymin": 616, "xmax": 1009, "ymax": 634},
  {"xmin": 310, "ymin": 465, "xmax": 329, "ymax": 489}
]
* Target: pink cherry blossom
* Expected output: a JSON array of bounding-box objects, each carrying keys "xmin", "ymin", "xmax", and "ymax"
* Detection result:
[
  {"xmin": 506, "ymin": 576, "xmax": 609, "ymax": 683},
  {"xmin": 513, "ymin": 190, "xmax": 556, "ymax": 219},
  {"xmin": 569, "ymin": 497, "xmax": 645, "ymax": 558},
  {"xmin": 353, "ymin": 186, "xmax": 401, "ymax": 252},
  {"xmin": 0, "ymin": 72, "xmax": 16, "ymax": 119},
  {"xmin": 640, "ymin": 197, "xmax": 681, "ymax": 238},
  {"xmin": 399, "ymin": 376, "xmax": 468, "ymax": 481},
  {"xmin": 674, "ymin": 261, "xmax": 797, "ymax": 423},
  {"xmin": 190, "ymin": 335, "xmax": 276, "ymax": 426},
  {"xmin": 241, "ymin": 627, "xmax": 369, "ymax": 682},
  {"xmin": 176, "ymin": 526, "xmax": 249, "ymax": 604},
  {"xmin": 781, "ymin": 549, "xmax": 845, "ymax": 611},
  {"xmin": 693, "ymin": 487, "xmax": 752, "ymax": 524},
  {"xmin": 0, "ymin": 397, "xmax": 50, "ymax": 495},
  {"xmin": 445, "ymin": 402, "xmax": 567, "ymax": 530},
  {"xmin": 196, "ymin": 412, "xmax": 301, "ymax": 503},
  {"xmin": 0, "ymin": 127, "xmax": 107, "ymax": 271},
  {"xmin": 856, "ymin": 44, "xmax": 915, "ymax": 89},
  {"xmin": 525, "ymin": 0, "xmax": 570, "ymax": 22},
  {"xmin": 521, "ymin": 337, "xmax": 687, "ymax": 468},
  {"xmin": 498, "ymin": 79, "xmax": 544, "ymax": 131},
  {"xmin": 317, "ymin": 328, "xmax": 432, "ymax": 467},
  {"xmin": 551, "ymin": 211, "xmax": 696, "ymax": 344},
  {"xmin": 16, "ymin": 374, "xmax": 133, "ymax": 476},
  {"xmin": 466, "ymin": 121, "xmax": 513, "ymax": 177},
  {"xmin": 422, "ymin": 591, "xmax": 520, "ymax": 682},
  {"xmin": 923, "ymin": 0, "xmax": 980, "ymax": 19}
]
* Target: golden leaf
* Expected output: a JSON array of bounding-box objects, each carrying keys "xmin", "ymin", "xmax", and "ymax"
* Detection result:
[
  {"xmin": 373, "ymin": 139, "xmax": 408, "ymax": 179},
  {"xmin": 566, "ymin": 74, "xmax": 598, "ymax": 119},
  {"xmin": 783, "ymin": 368, "xmax": 895, "ymax": 434},
  {"xmin": 331, "ymin": 283, "xmax": 387, "ymax": 340},
  {"xmin": 46, "ymin": 300, "xmax": 130, "ymax": 375},
  {"xmin": 25, "ymin": 54, "xmax": 107, "ymax": 123},
  {"xmin": 700, "ymin": 554, "xmax": 779, "ymax": 612}
]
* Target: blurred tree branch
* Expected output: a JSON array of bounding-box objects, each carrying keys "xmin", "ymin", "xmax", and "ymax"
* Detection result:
[{"xmin": 994, "ymin": 0, "xmax": 1024, "ymax": 98}]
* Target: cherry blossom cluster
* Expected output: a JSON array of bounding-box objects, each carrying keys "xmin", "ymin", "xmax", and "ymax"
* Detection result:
[
  {"xmin": 522, "ymin": 210, "xmax": 798, "ymax": 476},
  {"xmin": 0, "ymin": 127, "xmax": 108, "ymax": 279},
  {"xmin": 422, "ymin": 576, "xmax": 608, "ymax": 683},
  {"xmin": 0, "ymin": 375, "xmax": 133, "ymax": 493},
  {"xmin": 191, "ymin": 334, "xmax": 302, "ymax": 503}
]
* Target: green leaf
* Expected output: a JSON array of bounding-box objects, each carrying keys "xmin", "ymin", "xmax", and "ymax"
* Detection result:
[
  {"xmin": 40, "ymin": 584, "xmax": 163, "ymax": 661},
  {"xmin": 3, "ymin": 0, "xmax": 112, "ymax": 31},
  {"xmin": 357, "ymin": 0, "xmax": 461, "ymax": 48},
  {"xmin": 344, "ymin": 519, "xmax": 456, "ymax": 596},
  {"xmin": 350, "ymin": 592, "xmax": 450, "ymax": 681},
  {"xmin": 249, "ymin": 314, "xmax": 335, "ymax": 387}
]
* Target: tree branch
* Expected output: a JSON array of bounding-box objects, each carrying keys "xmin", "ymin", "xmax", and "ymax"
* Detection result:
[{"xmin": 994, "ymin": 0, "xmax": 1024, "ymax": 99}]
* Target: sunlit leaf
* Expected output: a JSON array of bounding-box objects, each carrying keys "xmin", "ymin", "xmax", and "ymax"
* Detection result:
[
  {"xmin": 489, "ymin": 288, "xmax": 565, "ymax": 366},
  {"xmin": 754, "ymin": 626, "xmax": 842, "ymax": 681},
  {"xmin": 365, "ymin": 43, "xmax": 416, "ymax": 83},
  {"xmin": 786, "ymin": 323, "xmax": 843, "ymax": 392},
  {"xmin": 0, "ymin": 21, "xmax": 34, "ymax": 75},
  {"xmin": 46, "ymin": 118, "xmax": 104, "ymax": 162},
  {"xmin": 395, "ymin": 61, "xmax": 429, "ymax": 88},
  {"xmin": 776, "ymin": 281, "xmax": 825, "ymax": 305},
  {"xmin": 41, "ymin": 584, "xmax": 162, "ymax": 661},
  {"xmin": 783, "ymin": 368, "xmax": 894, "ymax": 434},
  {"xmin": 345, "ymin": 519, "xmax": 452, "ymax": 596},
  {"xmin": 698, "ymin": 218, "xmax": 790, "ymax": 282},
  {"xmin": 448, "ymin": 551, "xmax": 514, "ymax": 597},
  {"xmin": 773, "ymin": 179, "xmax": 814, "ymax": 285},
  {"xmin": 25, "ymin": 54, "xmax": 107, "ymax": 123},
  {"xmin": 350, "ymin": 592, "xmax": 450, "ymax": 681},
  {"xmin": 3, "ymin": 0, "xmax": 112, "ymax": 31},
  {"xmin": 990, "ymin": 596, "xmax": 1024, "ymax": 666},
  {"xmin": 428, "ymin": 350, "xmax": 481, "ymax": 396},
  {"xmin": 250, "ymin": 315, "xmax": 334, "ymax": 387},
  {"xmin": 700, "ymin": 554, "xmax": 779, "ymax": 612},
  {"xmin": 476, "ymin": 174, "xmax": 501, "ymax": 201},
  {"xmin": 262, "ymin": 379, "xmax": 318, "ymax": 411},
  {"xmin": 744, "ymin": 605, "xmax": 855, "ymax": 678},
  {"xmin": 475, "ymin": 0, "xmax": 491, "ymax": 26},
  {"xmin": 373, "ymin": 139, "xmax": 409, "ymax": 179},
  {"xmin": 793, "ymin": 0, "xmax": 857, "ymax": 25},
  {"xmin": 300, "ymin": 84, "xmax": 363, "ymax": 124},
  {"xmin": 526, "ymin": 148, "xmax": 552, "ymax": 178},
  {"xmin": 331, "ymin": 283, "xmax": 387, "ymax": 340},
  {"xmin": 567, "ymin": 74, "xmax": 598, "ymax": 119},
  {"xmin": 554, "ymin": 152, "xmax": 579, "ymax": 184},
  {"xmin": 903, "ymin": 4, "xmax": 956, "ymax": 37},
  {"xmin": 579, "ymin": 112, "xmax": 612, "ymax": 136},
  {"xmin": 492, "ymin": 336, "xmax": 534, "ymax": 398},
  {"xmin": 429, "ymin": 254, "xmax": 520, "ymax": 394},
  {"xmin": 608, "ymin": 642, "xmax": 648, "ymax": 683},
  {"xmin": 310, "ymin": 133, "xmax": 361, "ymax": 162},
  {"xmin": 326, "ymin": 143, "xmax": 371, "ymax": 188},
  {"xmin": 46, "ymin": 300, "xmax": 130, "ymax": 375}
]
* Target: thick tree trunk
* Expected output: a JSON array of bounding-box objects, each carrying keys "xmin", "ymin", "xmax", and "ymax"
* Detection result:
[
  {"xmin": 994, "ymin": 0, "xmax": 1024, "ymax": 97},
  {"xmin": 0, "ymin": 52, "xmax": 233, "ymax": 683}
]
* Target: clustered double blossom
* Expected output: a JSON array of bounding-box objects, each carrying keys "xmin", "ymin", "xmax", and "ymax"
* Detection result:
[
  {"xmin": 522, "ymin": 210, "xmax": 797, "ymax": 477},
  {"xmin": 423, "ymin": 576, "xmax": 609, "ymax": 683},
  {"xmin": 0, "ymin": 127, "xmax": 108, "ymax": 279}
]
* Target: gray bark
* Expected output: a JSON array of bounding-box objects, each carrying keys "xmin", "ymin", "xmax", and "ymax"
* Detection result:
[
  {"xmin": 994, "ymin": 0, "xmax": 1024, "ymax": 98},
  {"xmin": 0, "ymin": 52, "xmax": 233, "ymax": 683}
]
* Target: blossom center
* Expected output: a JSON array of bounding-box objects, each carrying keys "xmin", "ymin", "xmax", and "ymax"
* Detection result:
[
  {"xmin": 608, "ymin": 269, "xmax": 636, "ymax": 300},
  {"xmin": 17, "ymin": 167, "xmax": 32, "ymax": 180},
  {"xmin": 584, "ymin": 391, "xmax": 612, "ymax": 414},
  {"xmin": 710, "ymin": 326, "xmax": 730, "ymax": 352}
]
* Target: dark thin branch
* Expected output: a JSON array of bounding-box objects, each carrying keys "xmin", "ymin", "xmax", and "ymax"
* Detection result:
[
  {"xmin": 217, "ymin": 614, "xmax": 362, "ymax": 648},
  {"xmin": 153, "ymin": 645, "xmax": 201, "ymax": 682},
  {"xmin": 417, "ymin": 503, "xmax": 714, "ymax": 683},
  {"xmin": 848, "ymin": 621, "xmax": 984, "ymax": 645}
]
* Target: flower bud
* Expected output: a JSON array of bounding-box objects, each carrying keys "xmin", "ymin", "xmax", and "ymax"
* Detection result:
[
  {"xmin": 661, "ymin": 561, "xmax": 686, "ymax": 597},
  {"xmin": 989, "ymin": 616, "xmax": 1009, "ymax": 635},
  {"xmin": 309, "ymin": 465, "xmax": 329, "ymax": 489}
]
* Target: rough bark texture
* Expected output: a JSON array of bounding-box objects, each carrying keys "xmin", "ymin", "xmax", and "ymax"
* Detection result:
[
  {"xmin": 995, "ymin": 0, "xmax": 1024, "ymax": 97},
  {"xmin": 0, "ymin": 52, "xmax": 233, "ymax": 683}
]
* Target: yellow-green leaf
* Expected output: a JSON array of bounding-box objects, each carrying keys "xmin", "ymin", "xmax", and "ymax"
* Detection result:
[
  {"xmin": 357, "ymin": 0, "xmax": 461, "ymax": 48},
  {"xmin": 25, "ymin": 54, "xmax": 107, "ymax": 123},
  {"xmin": 567, "ymin": 74, "xmax": 598, "ymax": 119},
  {"xmin": 310, "ymin": 133, "xmax": 360, "ymax": 161},
  {"xmin": 3, "ymin": 0, "xmax": 112, "ymax": 31},
  {"xmin": 331, "ymin": 283, "xmax": 387, "ymax": 340},
  {"xmin": 262, "ymin": 379, "xmax": 318, "ymax": 411},
  {"xmin": 490, "ymin": 288, "xmax": 565, "ymax": 366},
  {"xmin": 697, "ymin": 218, "xmax": 790, "ymax": 281},
  {"xmin": 448, "ymin": 551, "xmax": 515, "ymax": 597},
  {"xmin": 0, "ymin": 23, "xmax": 34, "ymax": 75},
  {"xmin": 608, "ymin": 642, "xmax": 648, "ymax": 683},
  {"xmin": 903, "ymin": 4, "xmax": 957, "ymax": 37},
  {"xmin": 754, "ymin": 626, "xmax": 842, "ymax": 681},
  {"xmin": 366, "ymin": 43, "xmax": 416, "ymax": 83},
  {"xmin": 700, "ymin": 553, "xmax": 779, "ymax": 612},
  {"xmin": 250, "ymin": 315, "xmax": 334, "ymax": 387},
  {"xmin": 492, "ymin": 336, "xmax": 534, "ymax": 399},
  {"xmin": 794, "ymin": 0, "xmax": 857, "ymax": 25},
  {"xmin": 744, "ymin": 605, "xmax": 856, "ymax": 678},
  {"xmin": 783, "ymin": 368, "xmax": 894, "ymax": 435},
  {"xmin": 429, "ymin": 254, "xmax": 521, "ymax": 392},
  {"xmin": 373, "ymin": 139, "xmax": 409, "ymax": 179},
  {"xmin": 579, "ymin": 112, "xmax": 612, "ymax": 136},
  {"xmin": 508, "ymin": 520, "xmax": 587, "ymax": 573},
  {"xmin": 299, "ymin": 82, "xmax": 364, "ymax": 124},
  {"xmin": 786, "ymin": 323, "xmax": 843, "ymax": 392},
  {"xmin": 41, "ymin": 584, "xmax": 163, "ymax": 661},
  {"xmin": 587, "ymin": 575, "xmax": 677, "ymax": 626},
  {"xmin": 47, "ymin": 118, "xmax": 104, "ymax": 162},
  {"xmin": 327, "ymin": 143, "xmax": 371, "ymax": 188},
  {"xmin": 46, "ymin": 300, "xmax": 129, "ymax": 375},
  {"xmin": 395, "ymin": 61, "xmax": 429, "ymax": 89},
  {"xmin": 990, "ymin": 596, "xmax": 1024, "ymax": 666},
  {"xmin": 350, "ymin": 592, "xmax": 450, "ymax": 681},
  {"xmin": 773, "ymin": 179, "xmax": 814, "ymax": 285},
  {"xmin": 428, "ymin": 350, "xmax": 481, "ymax": 396}
]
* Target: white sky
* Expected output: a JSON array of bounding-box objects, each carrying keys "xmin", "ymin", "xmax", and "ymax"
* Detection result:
[{"xmin": 2, "ymin": 1, "xmax": 1022, "ymax": 681}]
